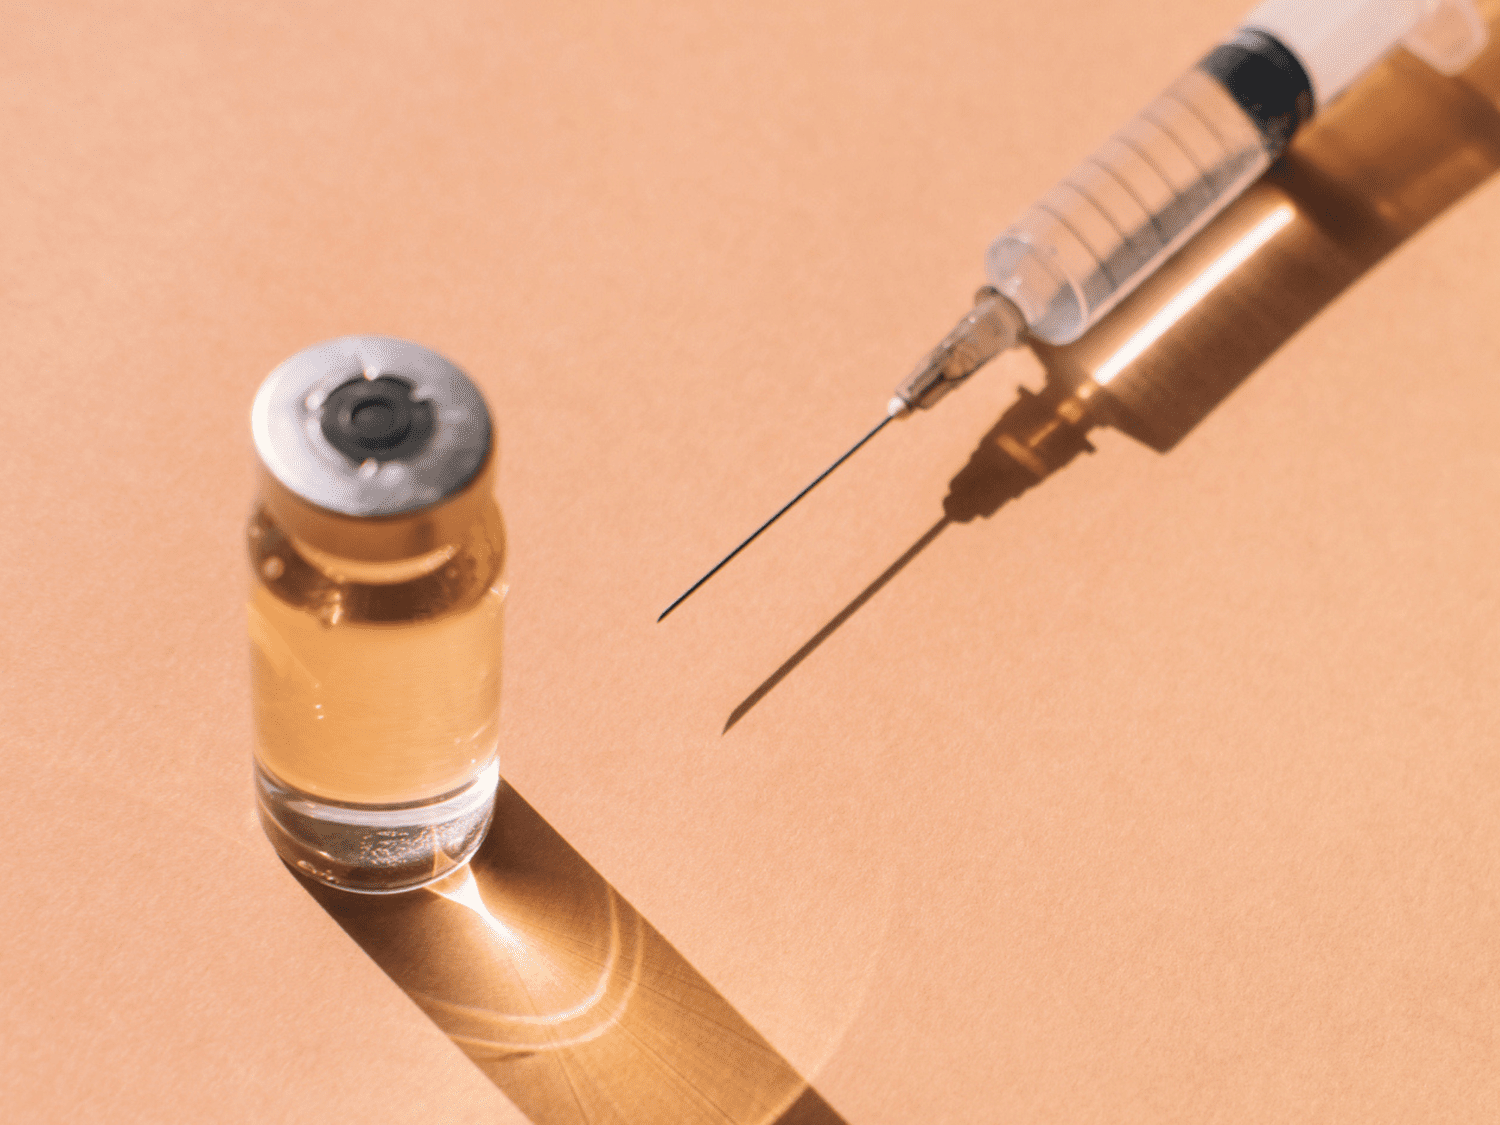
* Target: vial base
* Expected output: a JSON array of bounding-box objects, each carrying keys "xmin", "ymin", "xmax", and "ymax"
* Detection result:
[{"xmin": 256, "ymin": 759, "xmax": 499, "ymax": 894}]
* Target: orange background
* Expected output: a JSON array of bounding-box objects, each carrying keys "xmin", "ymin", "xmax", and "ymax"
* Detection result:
[{"xmin": 3, "ymin": 1, "xmax": 1498, "ymax": 1121}]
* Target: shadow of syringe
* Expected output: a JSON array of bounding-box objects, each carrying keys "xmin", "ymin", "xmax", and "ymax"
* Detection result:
[
  {"xmin": 728, "ymin": 29, "xmax": 1500, "ymax": 732},
  {"xmin": 297, "ymin": 783, "xmax": 847, "ymax": 1125}
]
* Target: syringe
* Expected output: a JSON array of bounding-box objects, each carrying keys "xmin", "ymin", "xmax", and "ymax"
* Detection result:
[{"xmin": 659, "ymin": 0, "xmax": 1487, "ymax": 621}]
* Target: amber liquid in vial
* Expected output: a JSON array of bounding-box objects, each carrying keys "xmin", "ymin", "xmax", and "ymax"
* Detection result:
[{"xmin": 249, "ymin": 497, "xmax": 505, "ymax": 892}]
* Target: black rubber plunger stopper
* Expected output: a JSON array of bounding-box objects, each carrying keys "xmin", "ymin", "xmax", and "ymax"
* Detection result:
[{"xmin": 320, "ymin": 375, "xmax": 436, "ymax": 463}]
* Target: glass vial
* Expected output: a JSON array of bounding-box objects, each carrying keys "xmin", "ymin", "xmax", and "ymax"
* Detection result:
[{"xmin": 248, "ymin": 336, "xmax": 505, "ymax": 894}]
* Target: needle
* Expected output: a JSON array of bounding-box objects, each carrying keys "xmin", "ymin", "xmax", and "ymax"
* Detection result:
[
  {"xmin": 657, "ymin": 291, "xmax": 1024, "ymax": 623},
  {"xmin": 657, "ymin": 412, "xmax": 896, "ymax": 621}
]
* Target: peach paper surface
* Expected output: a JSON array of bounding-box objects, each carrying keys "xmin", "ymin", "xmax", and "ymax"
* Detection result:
[{"xmin": 2, "ymin": 1, "xmax": 1498, "ymax": 1122}]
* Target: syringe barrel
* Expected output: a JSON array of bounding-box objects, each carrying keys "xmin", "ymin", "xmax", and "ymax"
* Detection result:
[
  {"xmin": 986, "ymin": 34, "xmax": 1306, "ymax": 345},
  {"xmin": 986, "ymin": 1, "xmax": 1488, "ymax": 347}
]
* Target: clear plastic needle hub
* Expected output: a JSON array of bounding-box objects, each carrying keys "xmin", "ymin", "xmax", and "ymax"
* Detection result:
[{"xmin": 890, "ymin": 289, "xmax": 1027, "ymax": 414}]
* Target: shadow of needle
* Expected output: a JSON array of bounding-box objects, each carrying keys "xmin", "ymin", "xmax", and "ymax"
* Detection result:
[
  {"xmin": 724, "ymin": 515, "xmax": 951, "ymax": 733},
  {"xmin": 723, "ymin": 375, "xmax": 1095, "ymax": 733}
]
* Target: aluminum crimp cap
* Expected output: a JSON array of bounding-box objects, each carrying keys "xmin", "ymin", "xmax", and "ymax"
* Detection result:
[{"xmin": 252, "ymin": 336, "xmax": 492, "ymax": 518}]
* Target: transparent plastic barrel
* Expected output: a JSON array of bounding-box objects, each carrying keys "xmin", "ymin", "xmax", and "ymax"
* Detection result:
[{"xmin": 986, "ymin": 67, "xmax": 1273, "ymax": 345}]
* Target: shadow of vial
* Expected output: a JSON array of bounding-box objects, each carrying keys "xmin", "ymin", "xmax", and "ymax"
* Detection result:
[{"xmin": 298, "ymin": 783, "xmax": 848, "ymax": 1125}]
